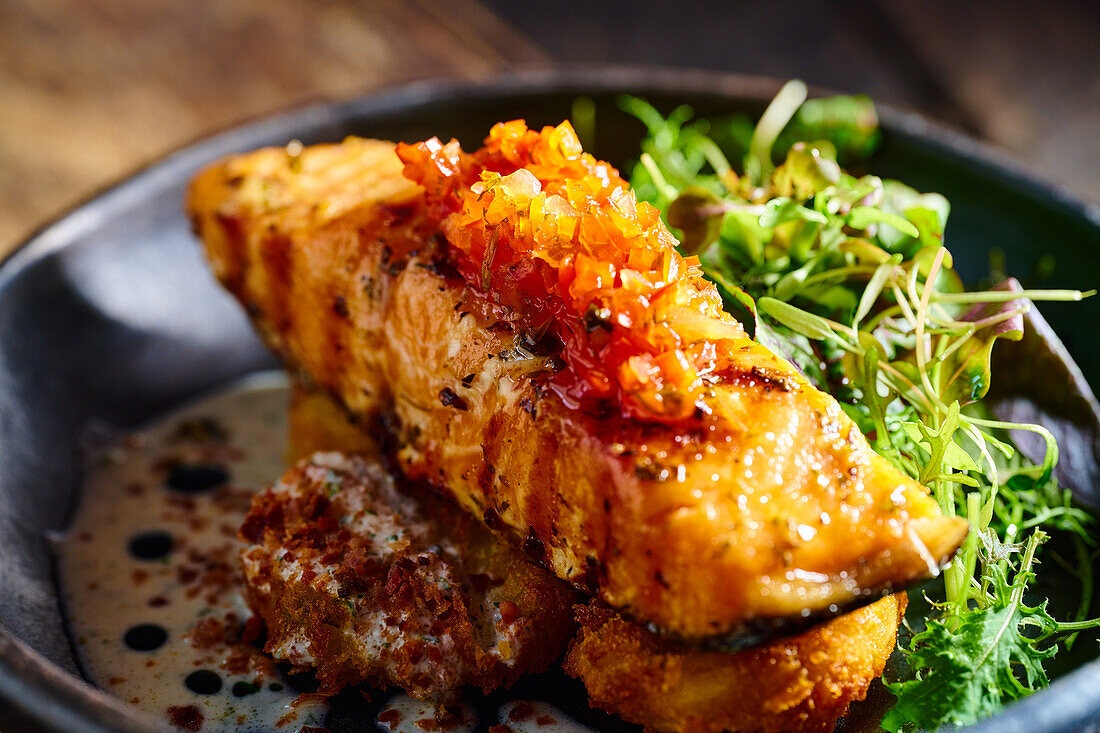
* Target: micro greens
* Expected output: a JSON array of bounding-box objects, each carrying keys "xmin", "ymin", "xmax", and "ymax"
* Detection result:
[{"xmin": 618, "ymin": 82, "xmax": 1099, "ymax": 731}]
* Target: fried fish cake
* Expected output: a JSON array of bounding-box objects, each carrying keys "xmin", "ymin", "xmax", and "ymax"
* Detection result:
[
  {"xmin": 564, "ymin": 594, "xmax": 905, "ymax": 733},
  {"xmin": 240, "ymin": 452, "xmax": 577, "ymax": 702}
]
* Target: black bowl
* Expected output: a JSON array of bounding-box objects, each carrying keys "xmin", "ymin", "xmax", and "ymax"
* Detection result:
[{"xmin": 2, "ymin": 67, "xmax": 1099, "ymax": 733}]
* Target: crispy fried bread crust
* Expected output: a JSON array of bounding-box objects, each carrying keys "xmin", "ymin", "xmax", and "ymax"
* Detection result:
[
  {"xmin": 565, "ymin": 595, "xmax": 905, "ymax": 733},
  {"xmin": 288, "ymin": 385, "xmax": 902, "ymax": 732}
]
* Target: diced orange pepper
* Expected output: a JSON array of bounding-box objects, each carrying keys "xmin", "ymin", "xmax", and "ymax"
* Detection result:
[{"xmin": 396, "ymin": 120, "xmax": 747, "ymax": 423}]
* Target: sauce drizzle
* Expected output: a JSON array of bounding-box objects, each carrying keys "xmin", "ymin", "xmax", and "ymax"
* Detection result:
[{"xmin": 57, "ymin": 373, "xmax": 327, "ymax": 732}]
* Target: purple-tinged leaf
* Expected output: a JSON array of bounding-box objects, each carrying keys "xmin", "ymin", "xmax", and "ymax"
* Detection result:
[
  {"xmin": 940, "ymin": 278, "xmax": 1026, "ymax": 405},
  {"xmin": 988, "ymin": 304, "xmax": 1100, "ymax": 509}
]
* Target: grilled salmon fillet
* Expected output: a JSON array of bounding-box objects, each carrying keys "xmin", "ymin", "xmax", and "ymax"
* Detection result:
[
  {"xmin": 189, "ymin": 131, "xmax": 968, "ymax": 646},
  {"xmin": 240, "ymin": 451, "xmax": 576, "ymax": 701}
]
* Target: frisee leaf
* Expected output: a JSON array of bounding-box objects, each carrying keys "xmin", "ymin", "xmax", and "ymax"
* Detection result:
[{"xmin": 883, "ymin": 533, "xmax": 1056, "ymax": 732}]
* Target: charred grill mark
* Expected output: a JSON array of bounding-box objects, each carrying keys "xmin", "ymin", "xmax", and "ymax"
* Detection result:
[
  {"xmin": 480, "ymin": 411, "xmax": 505, "ymax": 472},
  {"xmin": 213, "ymin": 213, "xmax": 248, "ymax": 294},
  {"xmin": 261, "ymin": 233, "xmax": 293, "ymax": 339},
  {"xmin": 320, "ymin": 278, "xmax": 350, "ymax": 392},
  {"xmin": 381, "ymin": 204, "xmax": 415, "ymax": 225}
]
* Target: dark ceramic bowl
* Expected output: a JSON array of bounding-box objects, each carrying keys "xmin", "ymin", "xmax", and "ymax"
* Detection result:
[{"xmin": 2, "ymin": 67, "xmax": 1099, "ymax": 733}]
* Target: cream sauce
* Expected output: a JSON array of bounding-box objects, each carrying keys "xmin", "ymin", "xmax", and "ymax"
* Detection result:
[
  {"xmin": 376, "ymin": 693, "xmax": 476, "ymax": 733},
  {"xmin": 56, "ymin": 372, "xmax": 327, "ymax": 732},
  {"xmin": 56, "ymin": 373, "xmax": 597, "ymax": 733},
  {"xmin": 497, "ymin": 701, "xmax": 596, "ymax": 733}
]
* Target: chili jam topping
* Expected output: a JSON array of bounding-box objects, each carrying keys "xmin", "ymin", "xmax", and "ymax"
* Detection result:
[{"xmin": 397, "ymin": 120, "xmax": 748, "ymax": 423}]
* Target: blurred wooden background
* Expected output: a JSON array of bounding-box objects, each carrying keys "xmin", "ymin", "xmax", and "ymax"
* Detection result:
[
  {"xmin": 1, "ymin": 0, "xmax": 1098, "ymax": 255},
  {"xmin": 0, "ymin": 0, "xmax": 548, "ymax": 251}
]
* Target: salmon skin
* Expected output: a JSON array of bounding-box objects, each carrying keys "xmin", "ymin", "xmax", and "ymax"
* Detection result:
[{"xmin": 188, "ymin": 135, "xmax": 968, "ymax": 649}]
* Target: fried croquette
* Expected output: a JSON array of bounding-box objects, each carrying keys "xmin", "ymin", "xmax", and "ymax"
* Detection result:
[
  {"xmin": 564, "ymin": 594, "xmax": 905, "ymax": 733},
  {"xmin": 239, "ymin": 452, "xmax": 577, "ymax": 702}
]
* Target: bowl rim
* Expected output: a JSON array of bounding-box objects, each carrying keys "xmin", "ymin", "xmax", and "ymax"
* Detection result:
[{"xmin": 2, "ymin": 64, "xmax": 1099, "ymax": 733}]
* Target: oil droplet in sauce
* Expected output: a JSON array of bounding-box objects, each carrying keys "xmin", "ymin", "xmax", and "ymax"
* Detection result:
[
  {"xmin": 57, "ymin": 372, "xmax": 600, "ymax": 733},
  {"xmin": 56, "ymin": 372, "xmax": 327, "ymax": 732}
]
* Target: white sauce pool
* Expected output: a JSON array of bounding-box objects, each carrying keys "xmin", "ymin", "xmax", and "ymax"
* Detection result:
[
  {"xmin": 55, "ymin": 372, "xmax": 598, "ymax": 733},
  {"xmin": 56, "ymin": 372, "xmax": 327, "ymax": 732},
  {"xmin": 497, "ymin": 701, "xmax": 595, "ymax": 733}
]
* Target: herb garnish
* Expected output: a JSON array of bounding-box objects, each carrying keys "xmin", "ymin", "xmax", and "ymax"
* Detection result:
[{"xmin": 618, "ymin": 81, "xmax": 1099, "ymax": 730}]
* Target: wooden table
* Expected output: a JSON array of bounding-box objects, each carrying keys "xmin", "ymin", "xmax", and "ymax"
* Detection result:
[
  {"xmin": 3, "ymin": 0, "xmax": 1098, "ymax": 259},
  {"xmin": 0, "ymin": 0, "xmax": 548, "ymax": 253}
]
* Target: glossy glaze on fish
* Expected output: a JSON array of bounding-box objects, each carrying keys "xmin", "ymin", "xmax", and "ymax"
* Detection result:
[{"xmin": 188, "ymin": 132, "xmax": 967, "ymax": 646}]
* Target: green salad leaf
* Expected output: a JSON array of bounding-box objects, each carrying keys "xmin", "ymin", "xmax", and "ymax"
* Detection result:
[
  {"xmin": 883, "ymin": 532, "xmax": 1057, "ymax": 731},
  {"xmin": 615, "ymin": 81, "xmax": 1099, "ymax": 731}
]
